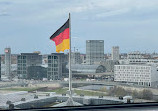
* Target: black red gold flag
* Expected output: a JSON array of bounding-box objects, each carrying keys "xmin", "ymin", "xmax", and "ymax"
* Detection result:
[{"xmin": 50, "ymin": 19, "xmax": 70, "ymax": 53}]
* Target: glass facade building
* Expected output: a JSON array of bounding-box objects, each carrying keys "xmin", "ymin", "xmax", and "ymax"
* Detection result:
[
  {"xmin": 47, "ymin": 53, "xmax": 66, "ymax": 80},
  {"xmin": 86, "ymin": 40, "xmax": 104, "ymax": 64},
  {"xmin": 0, "ymin": 57, "xmax": 1, "ymax": 81},
  {"xmin": 17, "ymin": 53, "xmax": 42, "ymax": 79}
]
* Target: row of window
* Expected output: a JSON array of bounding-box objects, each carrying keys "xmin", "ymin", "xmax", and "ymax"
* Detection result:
[
  {"xmin": 48, "ymin": 68, "xmax": 58, "ymax": 71},
  {"xmin": 115, "ymin": 66, "xmax": 151, "ymax": 70},
  {"xmin": 18, "ymin": 60, "xmax": 26, "ymax": 63},
  {"xmin": 115, "ymin": 70, "xmax": 150, "ymax": 74},
  {"xmin": 115, "ymin": 78, "xmax": 150, "ymax": 82},
  {"xmin": 17, "ymin": 71, "xmax": 27, "ymax": 74},
  {"xmin": 17, "ymin": 64, "xmax": 26, "ymax": 66},
  {"xmin": 17, "ymin": 67, "xmax": 27, "ymax": 70},
  {"xmin": 48, "ymin": 56, "xmax": 58, "ymax": 59},
  {"xmin": 48, "ymin": 60, "xmax": 58, "ymax": 64},
  {"xmin": 48, "ymin": 64, "xmax": 58, "ymax": 67},
  {"xmin": 47, "ymin": 72, "xmax": 59, "ymax": 75},
  {"xmin": 115, "ymin": 76, "xmax": 150, "ymax": 80},
  {"xmin": 115, "ymin": 73, "xmax": 150, "ymax": 76},
  {"xmin": 17, "ymin": 56, "xmax": 26, "ymax": 59}
]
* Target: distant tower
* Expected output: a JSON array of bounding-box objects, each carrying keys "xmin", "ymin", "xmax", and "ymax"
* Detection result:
[
  {"xmin": 5, "ymin": 48, "xmax": 11, "ymax": 79},
  {"xmin": 112, "ymin": 46, "xmax": 120, "ymax": 61},
  {"xmin": 71, "ymin": 52, "xmax": 82, "ymax": 64},
  {"xmin": 86, "ymin": 40, "xmax": 104, "ymax": 64},
  {"xmin": 0, "ymin": 56, "xmax": 1, "ymax": 81}
]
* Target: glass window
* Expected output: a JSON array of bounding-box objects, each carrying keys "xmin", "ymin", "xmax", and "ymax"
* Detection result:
[
  {"xmin": 54, "ymin": 68, "xmax": 58, "ymax": 71},
  {"xmin": 54, "ymin": 56, "xmax": 58, "ymax": 59},
  {"xmin": 54, "ymin": 60, "xmax": 58, "ymax": 64},
  {"xmin": 48, "ymin": 56, "xmax": 51, "ymax": 59}
]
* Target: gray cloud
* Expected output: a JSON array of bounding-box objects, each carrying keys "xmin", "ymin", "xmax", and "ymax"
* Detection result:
[
  {"xmin": 0, "ymin": 0, "xmax": 158, "ymax": 54},
  {"xmin": 0, "ymin": 13, "xmax": 9, "ymax": 16}
]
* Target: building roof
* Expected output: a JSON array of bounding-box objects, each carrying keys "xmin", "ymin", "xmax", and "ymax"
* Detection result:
[
  {"xmin": 50, "ymin": 53, "xmax": 64, "ymax": 55},
  {"xmin": 21, "ymin": 53, "xmax": 40, "ymax": 56},
  {"xmin": 67, "ymin": 64, "xmax": 106, "ymax": 73}
]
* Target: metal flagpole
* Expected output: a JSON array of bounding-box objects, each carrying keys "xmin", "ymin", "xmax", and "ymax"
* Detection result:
[{"xmin": 68, "ymin": 13, "xmax": 72, "ymax": 98}]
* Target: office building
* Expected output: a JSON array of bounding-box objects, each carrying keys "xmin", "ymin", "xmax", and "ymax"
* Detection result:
[
  {"xmin": 0, "ymin": 56, "xmax": 1, "ymax": 81},
  {"xmin": 71, "ymin": 52, "xmax": 82, "ymax": 64},
  {"xmin": 112, "ymin": 46, "xmax": 119, "ymax": 61},
  {"xmin": 127, "ymin": 51, "xmax": 144, "ymax": 59},
  {"xmin": 80, "ymin": 54, "xmax": 86, "ymax": 64},
  {"xmin": 86, "ymin": 40, "xmax": 104, "ymax": 64},
  {"xmin": 17, "ymin": 53, "xmax": 42, "ymax": 79},
  {"xmin": 119, "ymin": 51, "xmax": 158, "ymax": 65},
  {"xmin": 27, "ymin": 66, "xmax": 47, "ymax": 80},
  {"xmin": 5, "ymin": 48, "xmax": 11, "ymax": 79},
  {"xmin": 114, "ymin": 64, "xmax": 158, "ymax": 87},
  {"xmin": 47, "ymin": 53, "xmax": 66, "ymax": 80},
  {"xmin": 119, "ymin": 58, "xmax": 158, "ymax": 65}
]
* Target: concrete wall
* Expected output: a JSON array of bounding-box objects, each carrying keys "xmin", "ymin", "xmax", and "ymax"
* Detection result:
[{"xmin": 15, "ymin": 96, "xmax": 123, "ymax": 109}]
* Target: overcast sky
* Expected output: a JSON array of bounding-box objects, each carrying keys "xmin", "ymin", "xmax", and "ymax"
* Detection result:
[{"xmin": 0, "ymin": 0, "xmax": 158, "ymax": 54}]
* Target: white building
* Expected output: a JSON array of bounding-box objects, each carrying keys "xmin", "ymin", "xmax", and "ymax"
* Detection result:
[
  {"xmin": 114, "ymin": 64, "xmax": 158, "ymax": 87},
  {"xmin": 119, "ymin": 51, "xmax": 158, "ymax": 65},
  {"xmin": 112, "ymin": 46, "xmax": 119, "ymax": 61},
  {"xmin": 119, "ymin": 58, "xmax": 158, "ymax": 65},
  {"xmin": 127, "ymin": 51, "xmax": 144, "ymax": 59}
]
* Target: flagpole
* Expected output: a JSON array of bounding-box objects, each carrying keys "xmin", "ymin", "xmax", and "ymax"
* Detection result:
[{"xmin": 69, "ymin": 13, "xmax": 72, "ymax": 98}]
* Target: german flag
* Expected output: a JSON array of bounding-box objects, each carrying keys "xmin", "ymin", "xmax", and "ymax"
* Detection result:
[{"xmin": 50, "ymin": 19, "xmax": 70, "ymax": 53}]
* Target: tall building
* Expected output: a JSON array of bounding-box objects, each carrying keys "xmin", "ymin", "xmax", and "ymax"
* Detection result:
[
  {"xmin": 17, "ymin": 53, "xmax": 42, "ymax": 79},
  {"xmin": 114, "ymin": 64, "xmax": 158, "ymax": 87},
  {"xmin": 112, "ymin": 46, "xmax": 119, "ymax": 61},
  {"xmin": 86, "ymin": 40, "xmax": 104, "ymax": 64},
  {"xmin": 47, "ymin": 53, "xmax": 66, "ymax": 80},
  {"xmin": 0, "ymin": 56, "xmax": 1, "ymax": 81},
  {"xmin": 71, "ymin": 52, "xmax": 81, "ymax": 64},
  {"xmin": 80, "ymin": 54, "xmax": 86, "ymax": 64},
  {"xmin": 5, "ymin": 48, "xmax": 11, "ymax": 79}
]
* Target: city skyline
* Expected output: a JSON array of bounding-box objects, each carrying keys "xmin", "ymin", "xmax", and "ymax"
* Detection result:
[{"xmin": 0, "ymin": 0, "xmax": 158, "ymax": 54}]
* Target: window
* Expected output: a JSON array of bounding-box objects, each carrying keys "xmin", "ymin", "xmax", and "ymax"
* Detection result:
[
  {"xmin": 54, "ymin": 60, "xmax": 58, "ymax": 64},
  {"xmin": 48, "ymin": 56, "xmax": 51, "ymax": 59},
  {"xmin": 54, "ymin": 68, "xmax": 58, "ymax": 71},
  {"xmin": 54, "ymin": 56, "xmax": 58, "ymax": 59}
]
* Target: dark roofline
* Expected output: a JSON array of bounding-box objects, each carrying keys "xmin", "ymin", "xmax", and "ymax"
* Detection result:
[
  {"xmin": 21, "ymin": 53, "xmax": 40, "ymax": 55},
  {"xmin": 51, "ymin": 53, "xmax": 64, "ymax": 55}
]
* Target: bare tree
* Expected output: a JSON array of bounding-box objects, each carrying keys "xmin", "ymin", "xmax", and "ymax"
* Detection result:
[
  {"xmin": 141, "ymin": 89, "xmax": 153, "ymax": 100},
  {"xmin": 109, "ymin": 87, "xmax": 127, "ymax": 96}
]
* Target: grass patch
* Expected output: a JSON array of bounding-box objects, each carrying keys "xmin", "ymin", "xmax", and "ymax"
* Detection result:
[
  {"xmin": 49, "ymin": 88, "xmax": 107, "ymax": 96},
  {"xmin": 0, "ymin": 87, "xmax": 68, "ymax": 94},
  {"xmin": 46, "ymin": 88, "xmax": 107, "ymax": 96},
  {"xmin": 74, "ymin": 89, "xmax": 107, "ymax": 96},
  {"xmin": 48, "ymin": 88, "xmax": 68, "ymax": 94},
  {"xmin": 0, "ymin": 87, "xmax": 40, "ymax": 91},
  {"xmin": 0, "ymin": 87, "xmax": 107, "ymax": 96}
]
